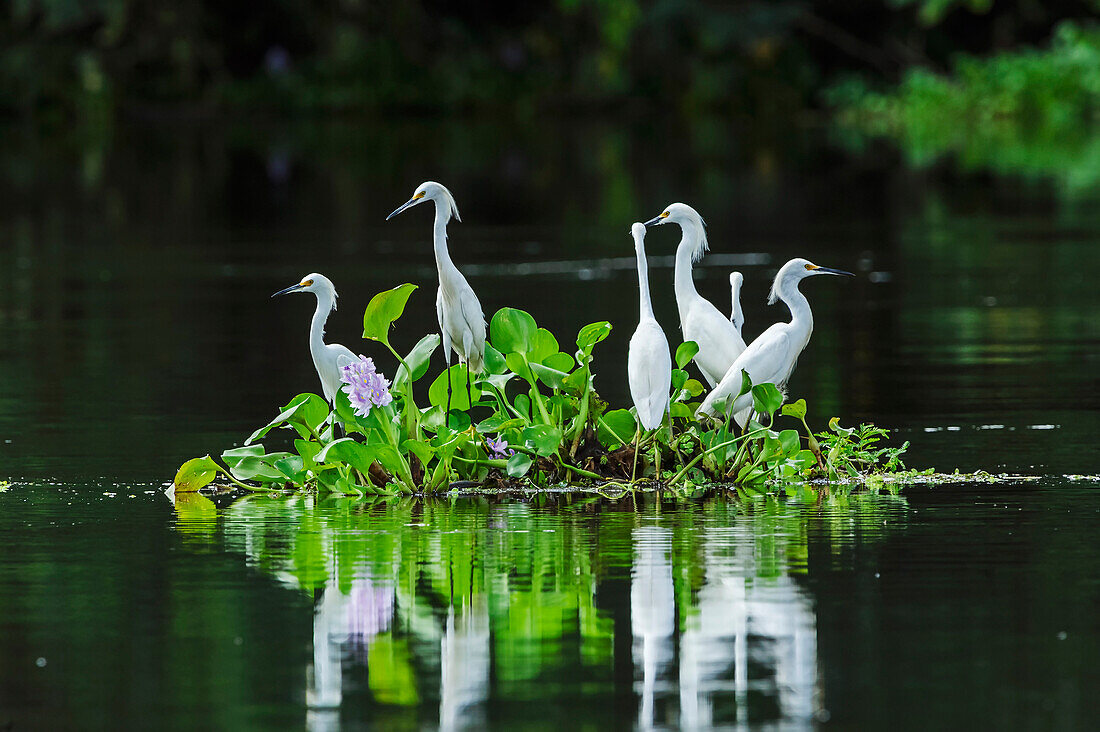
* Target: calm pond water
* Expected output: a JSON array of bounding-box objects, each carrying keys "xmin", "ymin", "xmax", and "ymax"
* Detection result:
[{"xmin": 1, "ymin": 115, "xmax": 1098, "ymax": 728}]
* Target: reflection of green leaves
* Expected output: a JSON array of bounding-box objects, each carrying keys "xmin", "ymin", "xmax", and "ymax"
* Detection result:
[{"xmin": 363, "ymin": 283, "xmax": 418, "ymax": 345}]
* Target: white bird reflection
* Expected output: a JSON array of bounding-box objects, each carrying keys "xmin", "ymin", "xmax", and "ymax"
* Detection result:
[{"xmin": 631, "ymin": 524, "xmax": 821, "ymax": 729}]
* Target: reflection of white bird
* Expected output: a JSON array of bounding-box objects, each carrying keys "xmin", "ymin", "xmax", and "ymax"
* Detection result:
[
  {"xmin": 387, "ymin": 181, "xmax": 485, "ymax": 413},
  {"xmin": 644, "ymin": 203, "xmax": 746, "ymax": 387},
  {"xmin": 272, "ymin": 273, "xmax": 357, "ymax": 406},
  {"xmin": 729, "ymin": 271, "xmax": 745, "ymax": 336},
  {"xmin": 699, "ymin": 258, "xmax": 853, "ymax": 425},
  {"xmin": 628, "ymin": 223, "xmax": 672, "ymax": 431}
]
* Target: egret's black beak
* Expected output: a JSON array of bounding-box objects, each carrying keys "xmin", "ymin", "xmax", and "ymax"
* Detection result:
[
  {"xmin": 643, "ymin": 216, "xmax": 664, "ymax": 227},
  {"xmin": 386, "ymin": 198, "xmax": 420, "ymax": 221},
  {"xmin": 272, "ymin": 283, "xmax": 303, "ymax": 298},
  {"xmin": 815, "ymin": 267, "xmax": 855, "ymax": 277}
]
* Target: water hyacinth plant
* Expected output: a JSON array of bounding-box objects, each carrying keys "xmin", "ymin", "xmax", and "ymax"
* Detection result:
[{"xmin": 174, "ymin": 283, "xmax": 909, "ymax": 496}]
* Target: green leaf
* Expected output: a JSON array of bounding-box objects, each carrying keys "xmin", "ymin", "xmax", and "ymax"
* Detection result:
[
  {"xmin": 675, "ymin": 341, "xmax": 700, "ymax": 370},
  {"xmin": 562, "ymin": 368, "xmax": 589, "ymax": 395},
  {"xmin": 483, "ymin": 343, "xmax": 508, "ymax": 374},
  {"xmin": 401, "ymin": 439, "xmax": 434, "ymax": 467},
  {"xmin": 173, "ymin": 456, "xmax": 220, "ymax": 493},
  {"xmin": 221, "ymin": 445, "xmax": 265, "ymax": 470},
  {"xmin": 505, "ymin": 352, "xmax": 534, "ymax": 382},
  {"xmin": 670, "ymin": 402, "xmax": 694, "ymax": 419},
  {"xmin": 738, "ymin": 369, "xmax": 753, "ymax": 399},
  {"xmin": 506, "ymin": 452, "xmax": 533, "ymax": 477},
  {"xmin": 684, "ymin": 379, "xmax": 705, "ymax": 398},
  {"xmin": 231, "ymin": 455, "xmax": 290, "ymax": 482},
  {"xmin": 490, "ymin": 307, "xmax": 537, "ymax": 355},
  {"xmin": 781, "ymin": 398, "xmax": 807, "ymax": 420},
  {"xmin": 751, "ymin": 383, "xmax": 785, "ymax": 417},
  {"xmin": 530, "ymin": 362, "xmax": 568, "ymax": 390},
  {"xmin": 530, "ymin": 328, "xmax": 559, "ymax": 362},
  {"xmin": 522, "ymin": 425, "xmax": 563, "ymax": 457},
  {"xmin": 542, "ymin": 351, "xmax": 575, "ymax": 372},
  {"xmin": 247, "ymin": 393, "xmax": 330, "ymax": 445},
  {"xmin": 273, "ymin": 455, "xmax": 305, "ymax": 481},
  {"xmin": 428, "ymin": 365, "xmax": 481, "ymax": 411},
  {"xmin": 597, "ymin": 409, "xmax": 637, "ymax": 450},
  {"xmin": 777, "ymin": 429, "xmax": 801, "ymax": 455},
  {"xmin": 829, "ymin": 417, "xmax": 853, "ymax": 437},
  {"xmin": 362, "ymin": 283, "xmax": 418, "ymax": 345},
  {"xmin": 393, "ymin": 334, "xmax": 440, "ymax": 389},
  {"xmin": 315, "ymin": 439, "xmax": 378, "ymax": 474},
  {"xmin": 576, "ymin": 321, "xmax": 612, "ymax": 350},
  {"xmin": 476, "ymin": 415, "xmax": 525, "ymax": 434},
  {"xmin": 671, "ymin": 369, "xmax": 688, "ymax": 393}
]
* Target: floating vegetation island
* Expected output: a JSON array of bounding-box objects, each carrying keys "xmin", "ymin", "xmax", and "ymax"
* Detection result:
[{"xmin": 175, "ymin": 284, "xmax": 917, "ymax": 498}]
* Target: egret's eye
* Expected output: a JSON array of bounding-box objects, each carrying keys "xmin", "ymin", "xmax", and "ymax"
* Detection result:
[
  {"xmin": 804, "ymin": 264, "xmax": 818, "ymax": 271},
  {"xmin": 301, "ymin": 279, "xmax": 314, "ymax": 286},
  {"xmin": 660, "ymin": 211, "xmax": 670, "ymax": 218},
  {"xmin": 413, "ymin": 191, "xmax": 426, "ymax": 200}
]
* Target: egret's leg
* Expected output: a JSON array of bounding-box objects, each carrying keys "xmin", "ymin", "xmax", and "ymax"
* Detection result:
[
  {"xmin": 631, "ymin": 426, "xmax": 641, "ymax": 483},
  {"xmin": 445, "ymin": 352, "xmax": 453, "ymax": 425},
  {"xmin": 466, "ymin": 365, "xmax": 472, "ymax": 408}
]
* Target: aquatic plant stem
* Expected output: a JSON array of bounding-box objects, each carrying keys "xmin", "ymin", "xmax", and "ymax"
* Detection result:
[{"xmin": 667, "ymin": 427, "xmax": 768, "ymax": 485}]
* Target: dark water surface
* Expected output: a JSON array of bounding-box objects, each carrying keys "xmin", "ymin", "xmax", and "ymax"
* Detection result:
[{"xmin": 1, "ymin": 116, "xmax": 1098, "ymax": 728}]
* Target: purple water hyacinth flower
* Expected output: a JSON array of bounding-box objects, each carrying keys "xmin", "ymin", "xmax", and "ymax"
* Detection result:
[
  {"xmin": 486, "ymin": 436, "xmax": 513, "ymax": 459},
  {"xmin": 339, "ymin": 355, "xmax": 393, "ymax": 416}
]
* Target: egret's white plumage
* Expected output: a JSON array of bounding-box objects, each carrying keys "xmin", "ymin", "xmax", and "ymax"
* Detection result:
[
  {"xmin": 388, "ymin": 181, "xmax": 486, "ymax": 377},
  {"xmin": 729, "ymin": 271, "xmax": 745, "ymax": 336},
  {"xmin": 698, "ymin": 258, "xmax": 853, "ymax": 425},
  {"xmin": 627, "ymin": 223, "xmax": 672, "ymax": 431},
  {"xmin": 644, "ymin": 203, "xmax": 746, "ymax": 388},
  {"xmin": 272, "ymin": 273, "xmax": 357, "ymax": 405}
]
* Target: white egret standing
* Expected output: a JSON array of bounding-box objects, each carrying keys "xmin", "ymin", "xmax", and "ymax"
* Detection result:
[
  {"xmin": 644, "ymin": 203, "xmax": 746, "ymax": 387},
  {"xmin": 387, "ymin": 181, "xmax": 485, "ymax": 416},
  {"xmin": 628, "ymin": 223, "xmax": 672, "ymax": 431},
  {"xmin": 272, "ymin": 273, "xmax": 357, "ymax": 428},
  {"xmin": 729, "ymin": 271, "xmax": 745, "ymax": 336},
  {"xmin": 698, "ymin": 258, "xmax": 853, "ymax": 425}
]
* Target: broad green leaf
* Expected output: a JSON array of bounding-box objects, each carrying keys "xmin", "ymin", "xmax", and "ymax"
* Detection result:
[
  {"xmin": 751, "ymin": 383, "xmax": 785, "ymax": 417},
  {"xmin": 274, "ymin": 455, "xmax": 305, "ymax": 481},
  {"xmin": 428, "ymin": 364, "xmax": 481, "ymax": 411},
  {"xmin": 221, "ymin": 445, "xmax": 265, "ymax": 470},
  {"xmin": 671, "ymin": 369, "xmax": 688, "ymax": 393},
  {"xmin": 829, "ymin": 417, "xmax": 853, "ymax": 437},
  {"xmin": 576, "ymin": 321, "xmax": 612, "ymax": 350},
  {"xmin": 675, "ymin": 341, "xmax": 700, "ymax": 369},
  {"xmin": 476, "ymin": 415, "xmax": 526, "ymax": 434},
  {"xmin": 173, "ymin": 456, "xmax": 220, "ymax": 493},
  {"xmin": 514, "ymin": 394, "xmax": 531, "ymax": 420},
  {"xmin": 231, "ymin": 455, "xmax": 289, "ymax": 482},
  {"xmin": 738, "ymin": 369, "xmax": 753, "ymax": 398},
  {"xmin": 777, "ymin": 429, "xmax": 801, "ymax": 455},
  {"xmin": 316, "ymin": 438, "xmax": 378, "ymax": 474},
  {"xmin": 247, "ymin": 393, "xmax": 330, "ymax": 445},
  {"xmin": 670, "ymin": 402, "xmax": 694, "ymax": 419},
  {"xmin": 530, "ymin": 362, "xmax": 568, "ymax": 390},
  {"xmin": 522, "ymin": 425, "xmax": 563, "ymax": 457},
  {"xmin": 597, "ymin": 409, "xmax": 637, "ymax": 450},
  {"xmin": 362, "ymin": 283, "xmax": 418, "ymax": 345},
  {"xmin": 483, "ymin": 343, "xmax": 508, "ymax": 374},
  {"xmin": 506, "ymin": 452, "xmax": 533, "ymax": 477},
  {"xmin": 294, "ymin": 439, "xmax": 321, "ymax": 468},
  {"xmin": 401, "ymin": 439, "xmax": 434, "ymax": 467},
  {"xmin": 505, "ymin": 352, "xmax": 534, "ymax": 382},
  {"xmin": 530, "ymin": 328, "xmax": 559, "ymax": 362},
  {"xmin": 542, "ymin": 351, "xmax": 575, "ymax": 372},
  {"xmin": 684, "ymin": 379, "xmax": 705, "ymax": 398},
  {"xmin": 562, "ymin": 368, "xmax": 589, "ymax": 395},
  {"xmin": 393, "ymin": 334, "xmax": 440, "ymax": 388},
  {"xmin": 781, "ymin": 398, "xmax": 807, "ymax": 420},
  {"xmin": 490, "ymin": 307, "xmax": 537, "ymax": 355}
]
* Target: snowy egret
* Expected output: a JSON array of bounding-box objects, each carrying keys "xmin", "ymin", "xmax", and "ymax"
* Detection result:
[
  {"xmin": 272, "ymin": 273, "xmax": 357, "ymax": 410},
  {"xmin": 644, "ymin": 203, "xmax": 746, "ymax": 387},
  {"xmin": 387, "ymin": 181, "xmax": 485, "ymax": 415},
  {"xmin": 729, "ymin": 271, "xmax": 745, "ymax": 336},
  {"xmin": 627, "ymin": 223, "xmax": 672, "ymax": 431},
  {"xmin": 698, "ymin": 258, "xmax": 854, "ymax": 425}
]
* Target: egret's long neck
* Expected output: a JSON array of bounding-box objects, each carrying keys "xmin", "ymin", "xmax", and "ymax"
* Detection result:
[
  {"xmin": 635, "ymin": 242, "xmax": 655, "ymax": 321},
  {"xmin": 778, "ymin": 275, "xmax": 813, "ymax": 344},
  {"xmin": 674, "ymin": 225, "xmax": 703, "ymax": 316},
  {"xmin": 309, "ymin": 290, "xmax": 334, "ymax": 360},
  {"xmin": 432, "ymin": 201, "xmax": 455, "ymax": 275}
]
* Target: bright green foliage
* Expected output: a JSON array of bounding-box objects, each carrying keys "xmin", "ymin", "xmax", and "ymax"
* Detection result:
[{"xmin": 179, "ymin": 284, "xmax": 909, "ymax": 496}]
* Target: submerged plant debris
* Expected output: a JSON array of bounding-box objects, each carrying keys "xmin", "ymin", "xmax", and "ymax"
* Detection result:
[{"xmin": 174, "ymin": 284, "xmax": 918, "ymax": 498}]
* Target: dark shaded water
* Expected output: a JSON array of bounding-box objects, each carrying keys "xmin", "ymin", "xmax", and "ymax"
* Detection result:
[{"xmin": 1, "ymin": 116, "xmax": 1098, "ymax": 728}]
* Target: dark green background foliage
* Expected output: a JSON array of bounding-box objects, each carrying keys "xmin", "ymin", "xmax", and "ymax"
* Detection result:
[{"xmin": 3, "ymin": 0, "xmax": 1099, "ymax": 118}]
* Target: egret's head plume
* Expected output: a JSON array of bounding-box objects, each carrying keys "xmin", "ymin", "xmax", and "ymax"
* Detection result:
[
  {"xmin": 768, "ymin": 258, "xmax": 853, "ymax": 304},
  {"xmin": 658, "ymin": 202, "xmax": 708, "ymax": 264},
  {"xmin": 420, "ymin": 181, "xmax": 461, "ymax": 223}
]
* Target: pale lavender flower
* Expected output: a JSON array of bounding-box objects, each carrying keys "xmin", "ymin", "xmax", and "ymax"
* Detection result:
[
  {"xmin": 486, "ymin": 436, "xmax": 513, "ymax": 459},
  {"xmin": 340, "ymin": 355, "xmax": 393, "ymax": 416}
]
